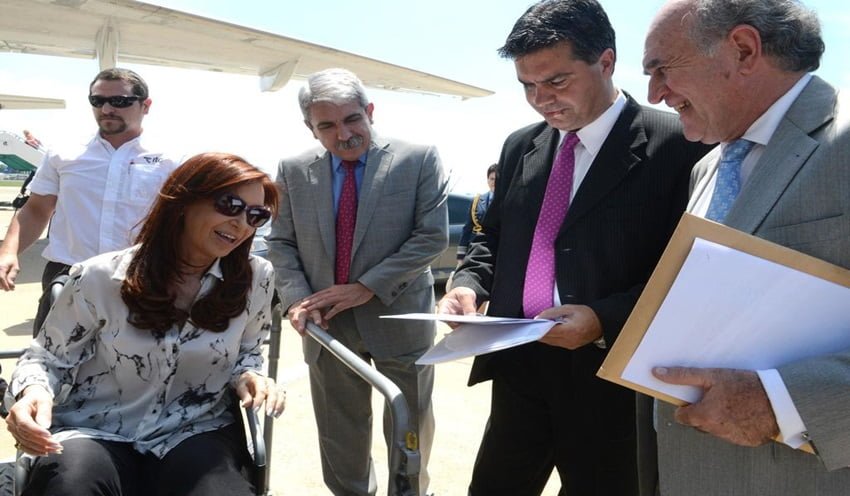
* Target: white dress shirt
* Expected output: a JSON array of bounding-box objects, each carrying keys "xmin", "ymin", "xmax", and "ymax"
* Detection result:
[
  {"xmin": 28, "ymin": 134, "xmax": 181, "ymax": 266},
  {"xmin": 552, "ymin": 91, "xmax": 627, "ymax": 309},
  {"xmin": 9, "ymin": 247, "xmax": 276, "ymax": 457},
  {"xmin": 689, "ymin": 74, "xmax": 813, "ymax": 448}
]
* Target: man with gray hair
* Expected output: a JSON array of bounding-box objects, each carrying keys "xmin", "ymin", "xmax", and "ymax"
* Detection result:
[
  {"xmin": 643, "ymin": 0, "xmax": 850, "ymax": 494},
  {"xmin": 267, "ymin": 68, "xmax": 448, "ymax": 496}
]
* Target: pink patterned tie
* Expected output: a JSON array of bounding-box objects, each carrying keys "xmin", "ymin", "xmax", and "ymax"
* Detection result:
[
  {"xmin": 523, "ymin": 133, "xmax": 580, "ymax": 318},
  {"xmin": 335, "ymin": 160, "xmax": 358, "ymax": 285}
]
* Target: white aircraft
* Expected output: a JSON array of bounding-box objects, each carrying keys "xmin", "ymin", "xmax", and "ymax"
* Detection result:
[
  {"xmin": 0, "ymin": 95, "xmax": 66, "ymax": 111},
  {"xmin": 0, "ymin": 98, "xmax": 58, "ymax": 172},
  {"xmin": 0, "ymin": 131, "xmax": 44, "ymax": 172},
  {"xmin": 0, "ymin": 0, "xmax": 492, "ymax": 99}
]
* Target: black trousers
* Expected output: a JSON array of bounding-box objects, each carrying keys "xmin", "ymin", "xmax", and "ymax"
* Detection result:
[
  {"xmin": 32, "ymin": 261, "xmax": 71, "ymax": 336},
  {"xmin": 468, "ymin": 345, "xmax": 639, "ymax": 496},
  {"xmin": 22, "ymin": 423, "xmax": 255, "ymax": 496}
]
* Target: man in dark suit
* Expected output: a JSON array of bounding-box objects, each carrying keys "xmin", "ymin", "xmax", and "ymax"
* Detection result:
[
  {"xmin": 456, "ymin": 163, "xmax": 497, "ymax": 263},
  {"xmin": 437, "ymin": 1, "xmax": 709, "ymax": 494}
]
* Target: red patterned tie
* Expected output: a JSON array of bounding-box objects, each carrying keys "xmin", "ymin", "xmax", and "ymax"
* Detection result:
[
  {"xmin": 335, "ymin": 160, "xmax": 358, "ymax": 285},
  {"xmin": 523, "ymin": 133, "xmax": 580, "ymax": 318}
]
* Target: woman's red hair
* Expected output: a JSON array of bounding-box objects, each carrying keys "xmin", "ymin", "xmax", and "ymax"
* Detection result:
[{"xmin": 121, "ymin": 152, "xmax": 279, "ymax": 332}]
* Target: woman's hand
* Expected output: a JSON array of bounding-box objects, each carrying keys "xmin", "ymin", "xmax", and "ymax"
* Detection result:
[
  {"xmin": 5, "ymin": 385, "xmax": 63, "ymax": 455},
  {"xmin": 235, "ymin": 371, "xmax": 286, "ymax": 418}
]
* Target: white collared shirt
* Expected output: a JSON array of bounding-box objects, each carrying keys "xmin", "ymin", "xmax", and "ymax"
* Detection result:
[
  {"xmin": 556, "ymin": 91, "xmax": 628, "ymax": 200},
  {"xmin": 29, "ymin": 134, "xmax": 182, "ymax": 265},
  {"xmin": 9, "ymin": 246, "xmax": 276, "ymax": 458},
  {"xmin": 689, "ymin": 74, "xmax": 814, "ymax": 448}
]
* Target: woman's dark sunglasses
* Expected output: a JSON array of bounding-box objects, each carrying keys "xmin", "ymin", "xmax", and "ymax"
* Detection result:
[
  {"xmin": 213, "ymin": 193, "xmax": 272, "ymax": 228},
  {"xmin": 88, "ymin": 95, "xmax": 141, "ymax": 108}
]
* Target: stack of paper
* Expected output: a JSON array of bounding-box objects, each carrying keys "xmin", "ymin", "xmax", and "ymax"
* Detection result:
[{"xmin": 381, "ymin": 314, "xmax": 557, "ymax": 364}]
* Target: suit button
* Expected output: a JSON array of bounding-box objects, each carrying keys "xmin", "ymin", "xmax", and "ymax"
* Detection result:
[{"xmin": 391, "ymin": 291, "xmax": 398, "ymax": 297}]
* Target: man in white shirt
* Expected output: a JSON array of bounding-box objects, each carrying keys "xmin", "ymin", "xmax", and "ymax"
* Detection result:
[
  {"xmin": 0, "ymin": 68, "xmax": 180, "ymax": 333},
  {"xmin": 642, "ymin": 0, "xmax": 850, "ymax": 494}
]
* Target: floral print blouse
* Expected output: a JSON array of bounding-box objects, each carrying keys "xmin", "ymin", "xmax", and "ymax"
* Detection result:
[{"xmin": 9, "ymin": 246, "xmax": 275, "ymax": 458}]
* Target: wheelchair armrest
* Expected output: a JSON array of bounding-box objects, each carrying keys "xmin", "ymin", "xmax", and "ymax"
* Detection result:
[
  {"xmin": 13, "ymin": 454, "xmax": 32, "ymax": 496},
  {"xmin": 49, "ymin": 275, "xmax": 70, "ymax": 305},
  {"xmin": 243, "ymin": 404, "xmax": 267, "ymax": 495}
]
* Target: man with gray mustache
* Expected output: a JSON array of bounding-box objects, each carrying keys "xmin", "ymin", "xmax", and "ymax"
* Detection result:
[{"xmin": 268, "ymin": 68, "xmax": 448, "ymax": 496}]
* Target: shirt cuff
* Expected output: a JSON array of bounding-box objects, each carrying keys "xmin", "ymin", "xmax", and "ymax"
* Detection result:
[{"xmin": 757, "ymin": 368, "xmax": 808, "ymax": 448}]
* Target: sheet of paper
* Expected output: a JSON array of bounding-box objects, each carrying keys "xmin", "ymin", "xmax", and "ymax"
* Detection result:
[
  {"xmin": 414, "ymin": 320, "xmax": 557, "ymax": 365},
  {"xmin": 622, "ymin": 237, "xmax": 850, "ymax": 403},
  {"xmin": 381, "ymin": 313, "xmax": 534, "ymax": 325}
]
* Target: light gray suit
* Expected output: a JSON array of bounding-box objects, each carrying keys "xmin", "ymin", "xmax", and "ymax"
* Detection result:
[
  {"xmin": 654, "ymin": 76, "xmax": 850, "ymax": 495},
  {"xmin": 268, "ymin": 135, "xmax": 448, "ymax": 495}
]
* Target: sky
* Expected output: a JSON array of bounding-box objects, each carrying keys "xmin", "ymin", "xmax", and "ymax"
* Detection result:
[{"xmin": 1, "ymin": 0, "xmax": 847, "ymax": 193}]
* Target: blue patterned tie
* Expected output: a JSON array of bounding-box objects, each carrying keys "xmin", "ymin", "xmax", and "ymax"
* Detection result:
[{"xmin": 705, "ymin": 139, "xmax": 756, "ymax": 222}]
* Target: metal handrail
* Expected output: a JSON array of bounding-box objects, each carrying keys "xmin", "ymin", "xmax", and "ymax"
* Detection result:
[
  {"xmin": 304, "ymin": 321, "xmax": 420, "ymax": 496},
  {"xmin": 0, "ymin": 350, "xmax": 26, "ymax": 360}
]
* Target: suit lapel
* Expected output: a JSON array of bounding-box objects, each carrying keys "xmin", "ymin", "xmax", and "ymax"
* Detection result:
[
  {"xmin": 307, "ymin": 152, "xmax": 336, "ymax": 260},
  {"xmin": 351, "ymin": 138, "xmax": 391, "ymax": 256},
  {"xmin": 512, "ymin": 127, "xmax": 560, "ymax": 228},
  {"xmin": 562, "ymin": 97, "xmax": 644, "ymax": 231},
  {"xmin": 724, "ymin": 76, "xmax": 835, "ymax": 234}
]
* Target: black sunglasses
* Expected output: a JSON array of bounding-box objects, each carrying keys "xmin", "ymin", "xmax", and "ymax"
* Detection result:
[
  {"xmin": 213, "ymin": 193, "xmax": 272, "ymax": 228},
  {"xmin": 88, "ymin": 95, "xmax": 142, "ymax": 108}
]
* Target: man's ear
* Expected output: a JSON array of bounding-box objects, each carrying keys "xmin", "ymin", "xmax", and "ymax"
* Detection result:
[
  {"xmin": 365, "ymin": 102, "xmax": 374, "ymax": 124},
  {"xmin": 142, "ymin": 98, "xmax": 152, "ymax": 114},
  {"xmin": 728, "ymin": 24, "xmax": 762, "ymax": 74},
  {"xmin": 598, "ymin": 48, "xmax": 616, "ymax": 76}
]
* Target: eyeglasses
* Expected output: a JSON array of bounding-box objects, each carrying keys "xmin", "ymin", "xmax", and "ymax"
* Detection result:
[
  {"xmin": 88, "ymin": 95, "xmax": 142, "ymax": 108},
  {"xmin": 213, "ymin": 193, "xmax": 272, "ymax": 228}
]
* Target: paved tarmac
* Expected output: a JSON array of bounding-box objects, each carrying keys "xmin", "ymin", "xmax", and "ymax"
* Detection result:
[{"xmin": 0, "ymin": 185, "xmax": 559, "ymax": 495}]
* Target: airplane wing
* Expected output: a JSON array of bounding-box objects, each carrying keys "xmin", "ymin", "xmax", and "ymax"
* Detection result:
[
  {"xmin": 0, "ymin": 0, "xmax": 493, "ymax": 99},
  {"xmin": 0, "ymin": 94, "xmax": 66, "ymax": 110}
]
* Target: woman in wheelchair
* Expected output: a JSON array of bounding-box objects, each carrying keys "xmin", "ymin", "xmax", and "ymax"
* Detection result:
[{"xmin": 4, "ymin": 152, "xmax": 284, "ymax": 495}]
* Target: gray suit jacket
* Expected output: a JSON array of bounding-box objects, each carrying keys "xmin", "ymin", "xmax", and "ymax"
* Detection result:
[
  {"xmin": 654, "ymin": 76, "xmax": 850, "ymax": 495},
  {"xmin": 267, "ymin": 136, "xmax": 448, "ymax": 361}
]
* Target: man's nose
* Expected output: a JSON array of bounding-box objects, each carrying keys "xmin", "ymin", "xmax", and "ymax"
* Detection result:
[
  {"xmin": 647, "ymin": 74, "xmax": 668, "ymax": 105},
  {"xmin": 337, "ymin": 125, "xmax": 353, "ymax": 141}
]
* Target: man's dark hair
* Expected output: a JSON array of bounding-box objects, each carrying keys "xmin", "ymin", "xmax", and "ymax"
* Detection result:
[
  {"xmin": 89, "ymin": 68, "xmax": 149, "ymax": 100},
  {"xmin": 498, "ymin": 0, "xmax": 616, "ymax": 63},
  {"xmin": 486, "ymin": 163, "xmax": 498, "ymax": 178}
]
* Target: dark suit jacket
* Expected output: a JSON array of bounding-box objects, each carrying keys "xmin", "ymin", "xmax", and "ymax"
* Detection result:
[
  {"xmin": 457, "ymin": 190, "xmax": 493, "ymax": 260},
  {"xmin": 451, "ymin": 94, "xmax": 710, "ymax": 443}
]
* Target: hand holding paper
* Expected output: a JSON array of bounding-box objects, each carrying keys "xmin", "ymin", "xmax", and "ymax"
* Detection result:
[
  {"xmin": 654, "ymin": 366, "xmax": 780, "ymax": 447},
  {"xmin": 537, "ymin": 304, "xmax": 603, "ymax": 350}
]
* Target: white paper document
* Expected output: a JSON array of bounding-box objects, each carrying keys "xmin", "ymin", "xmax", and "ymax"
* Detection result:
[
  {"xmin": 381, "ymin": 313, "xmax": 534, "ymax": 325},
  {"xmin": 381, "ymin": 313, "xmax": 557, "ymax": 364},
  {"xmin": 622, "ymin": 238, "xmax": 850, "ymax": 403}
]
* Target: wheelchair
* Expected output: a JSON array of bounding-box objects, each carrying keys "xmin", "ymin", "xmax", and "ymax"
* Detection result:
[
  {"xmin": 3, "ymin": 278, "xmax": 421, "ymax": 495},
  {"xmin": 3, "ymin": 276, "xmax": 279, "ymax": 496}
]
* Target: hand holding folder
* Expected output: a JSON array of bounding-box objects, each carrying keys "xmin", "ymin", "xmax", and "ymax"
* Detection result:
[{"xmin": 598, "ymin": 214, "xmax": 850, "ymax": 453}]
